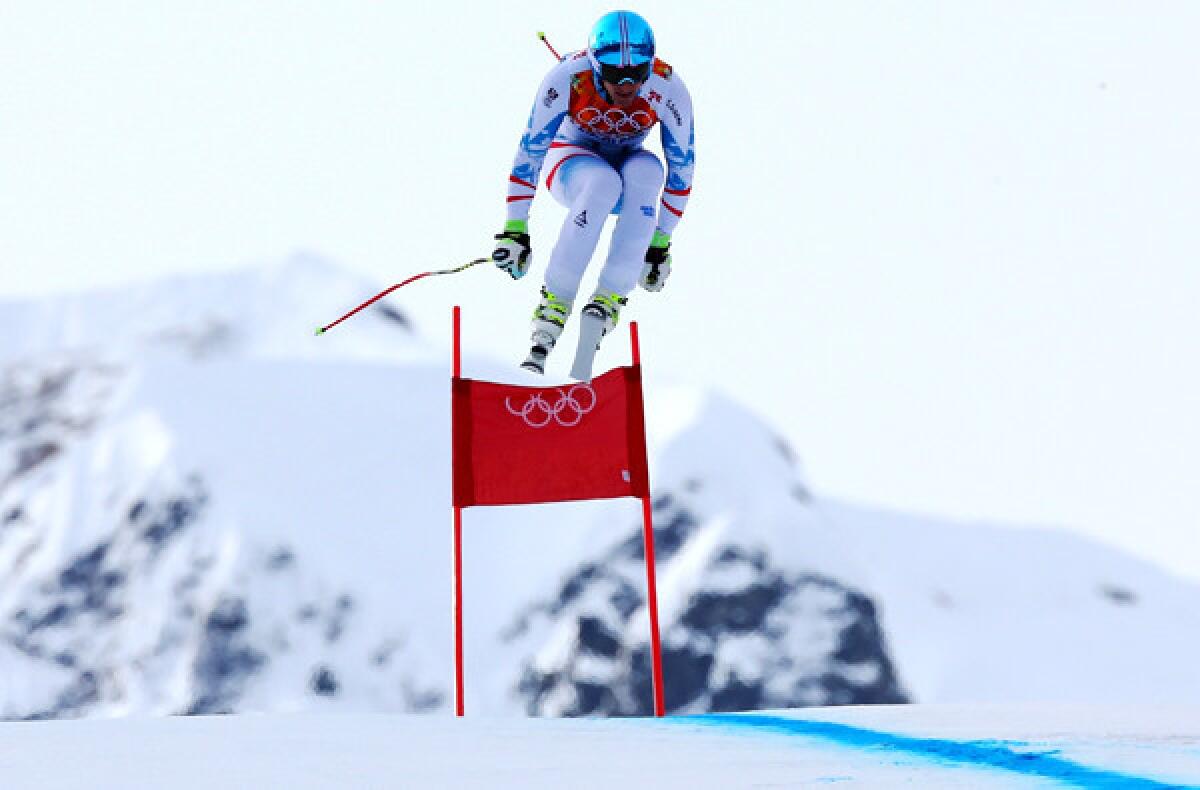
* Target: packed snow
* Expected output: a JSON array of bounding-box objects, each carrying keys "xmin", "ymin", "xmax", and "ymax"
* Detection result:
[{"xmin": 1, "ymin": 705, "xmax": 1198, "ymax": 789}]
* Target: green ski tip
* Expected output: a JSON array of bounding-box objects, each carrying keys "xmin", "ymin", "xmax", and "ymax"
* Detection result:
[{"xmin": 315, "ymin": 327, "xmax": 325, "ymax": 336}]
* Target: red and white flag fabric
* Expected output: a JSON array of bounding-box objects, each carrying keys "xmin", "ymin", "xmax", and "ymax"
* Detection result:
[{"xmin": 452, "ymin": 366, "xmax": 650, "ymax": 508}]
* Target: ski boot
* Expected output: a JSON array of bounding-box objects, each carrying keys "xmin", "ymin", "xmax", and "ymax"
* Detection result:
[
  {"xmin": 570, "ymin": 290, "xmax": 627, "ymax": 381},
  {"xmin": 521, "ymin": 286, "xmax": 573, "ymax": 374}
]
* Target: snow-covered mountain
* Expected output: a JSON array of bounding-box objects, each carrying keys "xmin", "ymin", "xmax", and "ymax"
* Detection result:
[{"xmin": 3, "ymin": 255, "xmax": 1199, "ymax": 720}]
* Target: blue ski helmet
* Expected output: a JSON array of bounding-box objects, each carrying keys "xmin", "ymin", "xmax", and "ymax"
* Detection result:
[{"xmin": 588, "ymin": 11, "xmax": 656, "ymax": 85}]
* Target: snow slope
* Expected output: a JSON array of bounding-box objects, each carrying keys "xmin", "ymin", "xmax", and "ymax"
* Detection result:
[
  {"xmin": 0, "ymin": 706, "xmax": 1197, "ymax": 789},
  {"xmin": 2, "ymin": 257, "xmax": 1199, "ymax": 720}
]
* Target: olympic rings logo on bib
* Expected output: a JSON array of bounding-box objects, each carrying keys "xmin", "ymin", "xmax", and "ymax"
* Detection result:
[
  {"xmin": 575, "ymin": 106, "xmax": 654, "ymax": 136},
  {"xmin": 505, "ymin": 384, "xmax": 597, "ymax": 428}
]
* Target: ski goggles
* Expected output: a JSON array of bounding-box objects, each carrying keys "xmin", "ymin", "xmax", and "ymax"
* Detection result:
[{"xmin": 597, "ymin": 61, "xmax": 651, "ymax": 85}]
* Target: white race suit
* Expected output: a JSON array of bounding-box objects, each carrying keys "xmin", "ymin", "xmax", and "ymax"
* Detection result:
[{"xmin": 504, "ymin": 50, "xmax": 695, "ymax": 301}]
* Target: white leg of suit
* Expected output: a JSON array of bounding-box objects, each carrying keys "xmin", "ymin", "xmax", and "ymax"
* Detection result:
[
  {"xmin": 596, "ymin": 150, "xmax": 664, "ymax": 297},
  {"xmin": 543, "ymin": 147, "xmax": 622, "ymax": 302}
]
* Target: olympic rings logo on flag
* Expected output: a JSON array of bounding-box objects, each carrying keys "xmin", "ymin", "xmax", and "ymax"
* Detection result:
[
  {"xmin": 505, "ymin": 384, "xmax": 597, "ymax": 428},
  {"xmin": 575, "ymin": 106, "xmax": 654, "ymax": 136}
]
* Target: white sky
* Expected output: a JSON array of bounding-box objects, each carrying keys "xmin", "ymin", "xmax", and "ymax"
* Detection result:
[{"xmin": 3, "ymin": 1, "xmax": 1198, "ymax": 581}]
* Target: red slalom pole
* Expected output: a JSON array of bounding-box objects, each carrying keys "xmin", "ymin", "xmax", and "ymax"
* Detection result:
[
  {"xmin": 453, "ymin": 510, "xmax": 464, "ymax": 716},
  {"xmin": 630, "ymin": 321, "xmax": 666, "ymax": 717},
  {"xmin": 641, "ymin": 495, "xmax": 665, "ymax": 717},
  {"xmin": 316, "ymin": 258, "xmax": 487, "ymax": 336},
  {"xmin": 452, "ymin": 306, "xmax": 465, "ymax": 717}
]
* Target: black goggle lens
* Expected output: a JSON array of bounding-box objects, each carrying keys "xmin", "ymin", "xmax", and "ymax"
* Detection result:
[{"xmin": 599, "ymin": 61, "xmax": 651, "ymax": 85}]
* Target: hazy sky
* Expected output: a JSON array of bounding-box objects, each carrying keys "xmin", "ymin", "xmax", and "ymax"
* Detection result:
[{"xmin": 3, "ymin": 2, "xmax": 1198, "ymax": 581}]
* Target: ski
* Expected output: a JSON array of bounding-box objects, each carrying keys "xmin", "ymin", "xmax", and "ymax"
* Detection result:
[{"xmin": 569, "ymin": 308, "xmax": 607, "ymax": 382}]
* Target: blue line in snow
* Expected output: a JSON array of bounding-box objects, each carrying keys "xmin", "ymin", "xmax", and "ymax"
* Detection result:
[{"xmin": 685, "ymin": 713, "xmax": 1198, "ymax": 789}]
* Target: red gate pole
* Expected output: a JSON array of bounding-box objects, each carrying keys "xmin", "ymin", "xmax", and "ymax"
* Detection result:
[
  {"xmin": 630, "ymin": 322, "xmax": 666, "ymax": 717},
  {"xmin": 452, "ymin": 306, "xmax": 465, "ymax": 717}
]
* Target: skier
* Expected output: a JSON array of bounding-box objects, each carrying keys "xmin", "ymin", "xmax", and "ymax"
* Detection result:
[{"xmin": 491, "ymin": 10, "xmax": 695, "ymax": 375}]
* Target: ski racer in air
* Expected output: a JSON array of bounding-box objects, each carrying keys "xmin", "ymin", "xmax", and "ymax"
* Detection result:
[{"xmin": 491, "ymin": 10, "xmax": 695, "ymax": 374}]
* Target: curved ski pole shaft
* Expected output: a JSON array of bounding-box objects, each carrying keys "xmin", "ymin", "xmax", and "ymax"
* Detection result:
[{"xmin": 316, "ymin": 258, "xmax": 488, "ymax": 335}]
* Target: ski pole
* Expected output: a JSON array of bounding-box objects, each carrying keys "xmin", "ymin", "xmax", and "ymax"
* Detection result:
[
  {"xmin": 315, "ymin": 258, "xmax": 489, "ymax": 335},
  {"xmin": 537, "ymin": 31, "xmax": 562, "ymax": 61}
]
